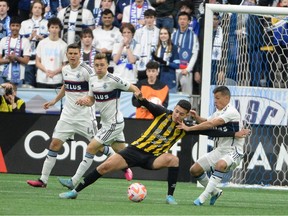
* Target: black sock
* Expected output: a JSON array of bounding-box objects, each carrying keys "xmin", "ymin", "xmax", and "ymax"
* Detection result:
[
  {"xmin": 75, "ymin": 169, "xmax": 102, "ymax": 192},
  {"xmin": 167, "ymin": 167, "xmax": 179, "ymax": 196}
]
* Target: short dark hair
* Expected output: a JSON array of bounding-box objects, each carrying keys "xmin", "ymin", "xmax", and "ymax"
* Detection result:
[
  {"xmin": 48, "ymin": 17, "xmax": 63, "ymax": 30},
  {"xmin": 102, "ymin": 9, "xmax": 114, "ymax": 17},
  {"xmin": 144, "ymin": 9, "xmax": 156, "ymax": 17},
  {"xmin": 213, "ymin": 86, "xmax": 231, "ymax": 97},
  {"xmin": 178, "ymin": 11, "xmax": 191, "ymax": 21},
  {"xmin": 80, "ymin": 28, "xmax": 94, "ymax": 39},
  {"xmin": 177, "ymin": 100, "xmax": 191, "ymax": 112},
  {"xmin": 146, "ymin": 61, "xmax": 159, "ymax": 70},
  {"xmin": 67, "ymin": 43, "xmax": 81, "ymax": 52},
  {"xmin": 10, "ymin": 16, "xmax": 22, "ymax": 25}
]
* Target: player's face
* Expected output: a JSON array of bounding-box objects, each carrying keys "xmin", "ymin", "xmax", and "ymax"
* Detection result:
[
  {"xmin": 32, "ymin": 2, "xmax": 43, "ymax": 17},
  {"xmin": 214, "ymin": 92, "xmax": 230, "ymax": 110},
  {"xmin": 172, "ymin": 105, "xmax": 188, "ymax": 123},
  {"xmin": 66, "ymin": 48, "xmax": 81, "ymax": 68},
  {"xmin": 94, "ymin": 58, "xmax": 108, "ymax": 77},
  {"xmin": 0, "ymin": 2, "xmax": 8, "ymax": 16}
]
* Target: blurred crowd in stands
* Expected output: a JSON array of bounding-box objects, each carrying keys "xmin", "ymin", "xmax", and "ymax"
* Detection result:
[{"xmin": 0, "ymin": 0, "xmax": 287, "ymax": 97}]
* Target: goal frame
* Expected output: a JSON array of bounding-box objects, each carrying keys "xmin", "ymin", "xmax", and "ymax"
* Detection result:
[{"xmin": 199, "ymin": 4, "xmax": 288, "ymax": 159}]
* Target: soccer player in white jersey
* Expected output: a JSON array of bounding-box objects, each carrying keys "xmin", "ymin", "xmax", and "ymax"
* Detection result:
[
  {"xmin": 27, "ymin": 43, "xmax": 97, "ymax": 188},
  {"xmin": 177, "ymin": 85, "xmax": 248, "ymax": 206},
  {"xmin": 57, "ymin": 53, "xmax": 141, "ymax": 189}
]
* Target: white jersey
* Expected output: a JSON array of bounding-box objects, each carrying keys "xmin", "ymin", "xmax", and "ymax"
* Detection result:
[
  {"xmin": 61, "ymin": 62, "xmax": 95, "ymax": 122},
  {"xmin": 88, "ymin": 72, "xmax": 130, "ymax": 126},
  {"xmin": 208, "ymin": 103, "xmax": 244, "ymax": 154}
]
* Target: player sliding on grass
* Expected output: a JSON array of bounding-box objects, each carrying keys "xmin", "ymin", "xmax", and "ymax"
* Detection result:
[
  {"xmin": 58, "ymin": 90, "xmax": 250, "ymax": 205},
  {"xmin": 177, "ymin": 85, "xmax": 248, "ymax": 206}
]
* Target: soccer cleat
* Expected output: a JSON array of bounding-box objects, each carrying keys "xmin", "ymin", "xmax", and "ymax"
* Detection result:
[
  {"xmin": 27, "ymin": 179, "xmax": 47, "ymax": 188},
  {"xmin": 210, "ymin": 190, "xmax": 223, "ymax": 205},
  {"xmin": 166, "ymin": 195, "xmax": 178, "ymax": 205},
  {"xmin": 59, "ymin": 190, "xmax": 78, "ymax": 199},
  {"xmin": 124, "ymin": 168, "xmax": 133, "ymax": 181},
  {"xmin": 193, "ymin": 198, "xmax": 203, "ymax": 206},
  {"xmin": 58, "ymin": 177, "xmax": 74, "ymax": 190}
]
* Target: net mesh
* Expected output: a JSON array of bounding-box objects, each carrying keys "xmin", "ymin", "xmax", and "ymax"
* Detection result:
[{"xmin": 205, "ymin": 6, "xmax": 288, "ymax": 187}]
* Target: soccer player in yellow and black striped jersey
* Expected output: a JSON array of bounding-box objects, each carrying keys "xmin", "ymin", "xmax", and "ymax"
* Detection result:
[{"xmin": 59, "ymin": 93, "xmax": 250, "ymax": 203}]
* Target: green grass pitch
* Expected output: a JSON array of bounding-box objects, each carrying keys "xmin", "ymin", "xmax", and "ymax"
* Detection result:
[{"xmin": 0, "ymin": 173, "xmax": 287, "ymax": 215}]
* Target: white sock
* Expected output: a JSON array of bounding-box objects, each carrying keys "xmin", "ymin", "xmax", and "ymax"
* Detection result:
[
  {"xmin": 40, "ymin": 150, "xmax": 58, "ymax": 184},
  {"xmin": 103, "ymin": 146, "xmax": 115, "ymax": 157},
  {"xmin": 196, "ymin": 172, "xmax": 209, "ymax": 187},
  {"xmin": 199, "ymin": 171, "xmax": 223, "ymax": 203},
  {"xmin": 71, "ymin": 152, "xmax": 94, "ymax": 185}
]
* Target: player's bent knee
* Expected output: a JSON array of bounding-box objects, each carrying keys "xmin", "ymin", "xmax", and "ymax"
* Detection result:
[{"xmin": 215, "ymin": 160, "xmax": 227, "ymax": 171}]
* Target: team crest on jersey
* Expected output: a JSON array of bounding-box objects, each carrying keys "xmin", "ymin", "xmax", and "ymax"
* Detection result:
[
  {"xmin": 103, "ymin": 83, "xmax": 107, "ymax": 89},
  {"xmin": 77, "ymin": 73, "xmax": 80, "ymax": 78}
]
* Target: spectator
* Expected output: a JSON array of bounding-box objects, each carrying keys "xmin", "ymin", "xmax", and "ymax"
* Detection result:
[
  {"xmin": 0, "ymin": 16, "xmax": 30, "ymax": 85},
  {"xmin": 35, "ymin": 17, "xmax": 67, "ymax": 88},
  {"xmin": 270, "ymin": 0, "xmax": 288, "ymax": 88},
  {"xmin": 20, "ymin": 0, "xmax": 49, "ymax": 87},
  {"xmin": 133, "ymin": 9, "xmax": 159, "ymax": 80},
  {"xmin": 42, "ymin": 0, "xmax": 70, "ymax": 19},
  {"xmin": 57, "ymin": 0, "xmax": 94, "ymax": 45},
  {"xmin": 122, "ymin": 0, "xmax": 154, "ymax": 30},
  {"xmin": 210, "ymin": 13, "xmax": 223, "ymax": 85},
  {"xmin": 172, "ymin": 11, "xmax": 199, "ymax": 95},
  {"xmin": 175, "ymin": 0, "xmax": 200, "ymax": 36},
  {"xmin": 0, "ymin": 0, "xmax": 11, "ymax": 41},
  {"xmin": 152, "ymin": 27, "xmax": 179, "ymax": 93},
  {"xmin": 0, "ymin": 82, "xmax": 26, "ymax": 112},
  {"xmin": 18, "ymin": 0, "xmax": 31, "ymax": 20},
  {"xmin": 149, "ymin": 0, "xmax": 177, "ymax": 34},
  {"xmin": 80, "ymin": 28, "xmax": 98, "ymax": 69},
  {"xmin": 92, "ymin": 9, "xmax": 121, "ymax": 73},
  {"xmin": 112, "ymin": 23, "xmax": 140, "ymax": 84},
  {"xmin": 83, "ymin": 0, "xmax": 117, "ymax": 27},
  {"xmin": 132, "ymin": 61, "xmax": 169, "ymax": 119},
  {"xmin": 115, "ymin": 0, "xmax": 134, "ymax": 24}
]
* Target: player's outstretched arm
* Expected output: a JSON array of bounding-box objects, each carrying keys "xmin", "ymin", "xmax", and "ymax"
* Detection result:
[{"xmin": 43, "ymin": 85, "xmax": 65, "ymax": 110}]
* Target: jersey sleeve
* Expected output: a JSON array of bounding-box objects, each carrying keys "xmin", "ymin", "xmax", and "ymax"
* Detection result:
[
  {"xmin": 187, "ymin": 129, "xmax": 235, "ymax": 137},
  {"xmin": 138, "ymin": 98, "xmax": 169, "ymax": 117}
]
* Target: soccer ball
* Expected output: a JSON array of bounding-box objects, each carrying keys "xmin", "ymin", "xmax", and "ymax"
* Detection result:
[{"xmin": 127, "ymin": 182, "xmax": 147, "ymax": 202}]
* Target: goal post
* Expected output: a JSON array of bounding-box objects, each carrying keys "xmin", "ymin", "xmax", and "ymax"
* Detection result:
[{"xmin": 198, "ymin": 4, "xmax": 288, "ymax": 187}]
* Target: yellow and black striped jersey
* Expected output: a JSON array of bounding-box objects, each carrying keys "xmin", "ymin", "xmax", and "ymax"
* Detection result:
[{"xmin": 131, "ymin": 99, "xmax": 237, "ymax": 156}]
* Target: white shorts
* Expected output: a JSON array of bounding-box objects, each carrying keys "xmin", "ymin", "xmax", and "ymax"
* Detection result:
[
  {"xmin": 53, "ymin": 119, "xmax": 96, "ymax": 142},
  {"xmin": 197, "ymin": 147, "xmax": 243, "ymax": 172},
  {"xmin": 94, "ymin": 122, "xmax": 125, "ymax": 145}
]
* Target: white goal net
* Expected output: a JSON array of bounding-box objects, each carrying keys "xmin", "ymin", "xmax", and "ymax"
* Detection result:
[{"xmin": 199, "ymin": 4, "xmax": 288, "ymax": 187}]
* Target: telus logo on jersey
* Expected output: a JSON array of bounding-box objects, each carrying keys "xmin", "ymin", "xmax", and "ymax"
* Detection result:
[
  {"xmin": 64, "ymin": 81, "xmax": 89, "ymax": 92},
  {"xmin": 93, "ymin": 89, "xmax": 121, "ymax": 101}
]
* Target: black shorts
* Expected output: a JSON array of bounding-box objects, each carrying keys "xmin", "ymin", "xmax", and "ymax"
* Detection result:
[{"xmin": 118, "ymin": 145, "xmax": 157, "ymax": 170}]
